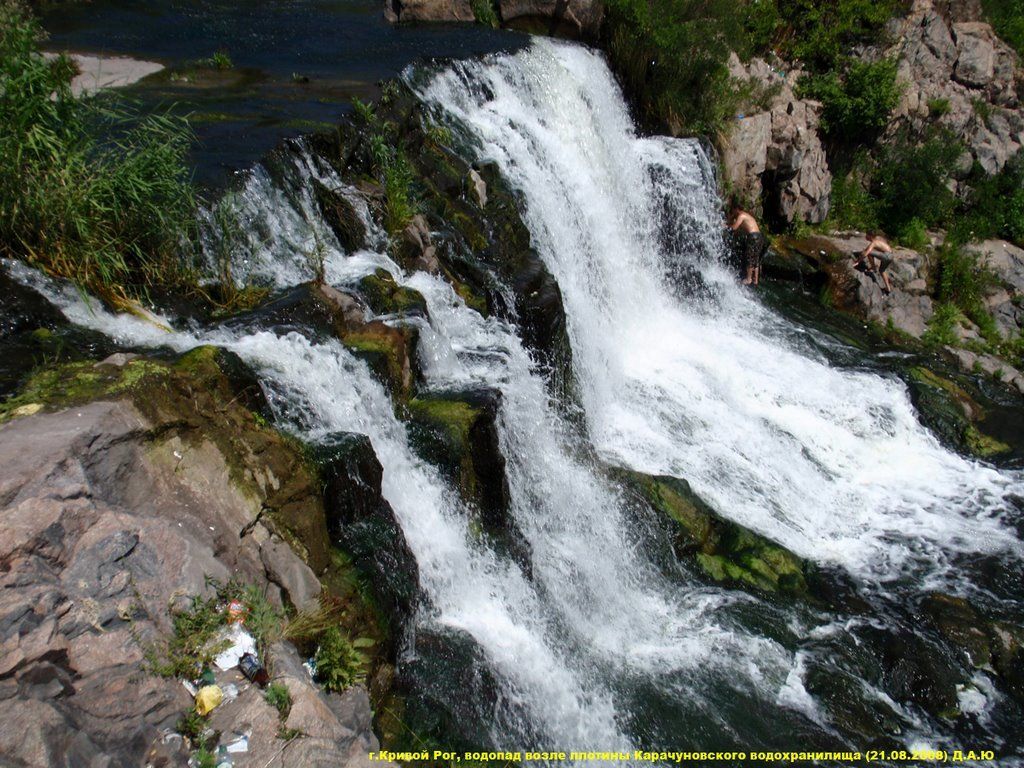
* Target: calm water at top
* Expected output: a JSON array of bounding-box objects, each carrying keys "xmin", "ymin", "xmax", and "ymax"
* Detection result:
[{"xmin": 41, "ymin": 0, "xmax": 525, "ymax": 186}]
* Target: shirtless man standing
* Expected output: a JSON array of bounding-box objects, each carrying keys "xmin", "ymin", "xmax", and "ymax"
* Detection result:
[{"xmin": 727, "ymin": 203, "xmax": 767, "ymax": 286}]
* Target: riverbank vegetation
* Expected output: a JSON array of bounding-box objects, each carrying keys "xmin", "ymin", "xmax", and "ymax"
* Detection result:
[{"xmin": 0, "ymin": 1, "xmax": 200, "ymax": 307}]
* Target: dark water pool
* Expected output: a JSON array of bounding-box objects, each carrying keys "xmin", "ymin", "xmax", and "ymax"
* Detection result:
[{"xmin": 41, "ymin": 0, "xmax": 525, "ymax": 186}]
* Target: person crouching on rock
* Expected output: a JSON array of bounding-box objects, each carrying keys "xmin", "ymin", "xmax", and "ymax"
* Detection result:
[
  {"xmin": 726, "ymin": 202, "xmax": 767, "ymax": 286},
  {"xmin": 853, "ymin": 230, "xmax": 894, "ymax": 295}
]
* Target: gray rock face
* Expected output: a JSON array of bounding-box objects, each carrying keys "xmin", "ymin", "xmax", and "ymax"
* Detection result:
[
  {"xmin": 890, "ymin": 0, "xmax": 1023, "ymax": 175},
  {"xmin": 0, "ymin": 400, "xmax": 384, "ymax": 768},
  {"xmin": 721, "ymin": 55, "xmax": 832, "ymax": 225},
  {"xmin": 965, "ymin": 239, "xmax": 1024, "ymax": 338}
]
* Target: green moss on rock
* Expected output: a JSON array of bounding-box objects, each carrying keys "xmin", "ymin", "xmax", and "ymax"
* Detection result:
[
  {"xmin": 623, "ymin": 471, "xmax": 808, "ymax": 595},
  {"xmin": 907, "ymin": 366, "xmax": 1010, "ymax": 458},
  {"xmin": 359, "ymin": 269, "xmax": 428, "ymax": 317},
  {"xmin": 341, "ymin": 321, "xmax": 419, "ymax": 402}
]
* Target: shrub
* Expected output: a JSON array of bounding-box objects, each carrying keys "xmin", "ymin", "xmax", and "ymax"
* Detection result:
[
  {"xmin": 0, "ymin": 0, "xmax": 197, "ymax": 305},
  {"xmin": 922, "ymin": 302, "xmax": 963, "ymax": 347},
  {"xmin": 927, "ymin": 97, "xmax": 951, "ymax": 117},
  {"xmin": 954, "ymin": 154, "xmax": 1024, "ymax": 247},
  {"xmin": 982, "ymin": 0, "xmax": 1024, "ymax": 57},
  {"xmin": 603, "ymin": 0, "xmax": 745, "ymax": 136},
  {"xmin": 829, "ymin": 155, "xmax": 880, "ymax": 230},
  {"xmin": 872, "ymin": 128, "xmax": 961, "ymax": 234},
  {"xmin": 798, "ymin": 57, "xmax": 901, "ymax": 143},
  {"xmin": 313, "ymin": 627, "xmax": 373, "ymax": 693},
  {"xmin": 470, "ymin": 0, "xmax": 498, "ymax": 27},
  {"xmin": 935, "ymin": 244, "xmax": 999, "ymax": 337},
  {"xmin": 744, "ymin": 0, "xmax": 901, "ymax": 70}
]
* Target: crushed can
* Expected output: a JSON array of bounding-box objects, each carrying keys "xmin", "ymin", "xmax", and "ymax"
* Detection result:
[{"xmin": 226, "ymin": 599, "xmax": 246, "ymax": 624}]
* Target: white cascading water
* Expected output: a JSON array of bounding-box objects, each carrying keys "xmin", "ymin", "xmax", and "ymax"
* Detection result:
[
  {"xmin": 417, "ymin": 38, "xmax": 1024, "ymax": 584},
  {"xmin": 8, "ymin": 36, "xmax": 1024, "ymax": 756}
]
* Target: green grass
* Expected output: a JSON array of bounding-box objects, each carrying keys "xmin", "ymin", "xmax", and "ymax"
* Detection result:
[
  {"xmin": 470, "ymin": 0, "xmax": 499, "ymax": 28},
  {"xmin": 0, "ymin": 0, "xmax": 198, "ymax": 306},
  {"xmin": 982, "ymin": 0, "xmax": 1024, "ymax": 56},
  {"xmin": 797, "ymin": 57, "xmax": 902, "ymax": 143},
  {"xmin": 265, "ymin": 682, "xmax": 292, "ymax": 719}
]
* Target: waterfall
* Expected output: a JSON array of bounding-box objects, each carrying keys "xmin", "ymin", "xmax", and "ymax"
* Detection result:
[
  {"xmin": 416, "ymin": 38, "xmax": 1024, "ymax": 585},
  {"xmin": 8, "ymin": 35, "xmax": 1024, "ymax": 760}
]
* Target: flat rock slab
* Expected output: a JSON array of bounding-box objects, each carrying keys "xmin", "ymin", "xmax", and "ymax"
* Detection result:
[{"xmin": 43, "ymin": 51, "xmax": 164, "ymax": 96}]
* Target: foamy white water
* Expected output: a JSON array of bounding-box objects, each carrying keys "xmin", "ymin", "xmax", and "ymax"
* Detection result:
[
  {"xmin": 7, "ymin": 35, "xmax": 1023, "ymax": 755},
  {"xmin": 417, "ymin": 38, "xmax": 1024, "ymax": 582}
]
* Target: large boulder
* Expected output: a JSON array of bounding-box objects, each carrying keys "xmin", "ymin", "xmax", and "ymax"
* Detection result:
[
  {"xmin": 889, "ymin": 1, "xmax": 1023, "ymax": 174},
  {"xmin": 383, "ymin": 0, "xmax": 604, "ymax": 39},
  {"xmin": 721, "ymin": 54, "xmax": 832, "ymax": 225}
]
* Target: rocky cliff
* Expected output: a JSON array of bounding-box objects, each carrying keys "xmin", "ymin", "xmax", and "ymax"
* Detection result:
[{"xmin": 0, "ymin": 348, "xmax": 392, "ymax": 768}]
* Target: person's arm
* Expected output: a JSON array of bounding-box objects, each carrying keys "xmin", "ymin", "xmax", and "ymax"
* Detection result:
[
  {"xmin": 855, "ymin": 240, "xmax": 876, "ymax": 264},
  {"xmin": 729, "ymin": 214, "xmax": 745, "ymax": 231}
]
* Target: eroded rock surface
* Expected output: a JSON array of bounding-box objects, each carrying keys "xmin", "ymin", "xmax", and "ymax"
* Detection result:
[{"xmin": 0, "ymin": 352, "xmax": 388, "ymax": 768}]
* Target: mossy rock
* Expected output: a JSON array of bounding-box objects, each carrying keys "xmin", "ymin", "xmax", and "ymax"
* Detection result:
[
  {"xmin": 342, "ymin": 320, "xmax": 420, "ymax": 403},
  {"xmin": 405, "ymin": 389, "xmax": 510, "ymax": 531},
  {"xmin": 359, "ymin": 269, "xmax": 428, "ymax": 317},
  {"xmin": 314, "ymin": 432, "xmax": 420, "ymax": 630},
  {"xmin": 907, "ymin": 366, "xmax": 1010, "ymax": 458},
  {"xmin": 620, "ymin": 470, "xmax": 809, "ymax": 596},
  {"xmin": 313, "ymin": 178, "xmax": 366, "ymax": 253}
]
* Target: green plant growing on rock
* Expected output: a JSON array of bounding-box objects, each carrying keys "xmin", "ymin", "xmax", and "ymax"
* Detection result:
[
  {"xmin": 369, "ymin": 134, "xmax": 418, "ymax": 237},
  {"xmin": 982, "ymin": 0, "xmax": 1024, "ymax": 56},
  {"xmin": 470, "ymin": 0, "xmax": 499, "ymax": 28},
  {"xmin": 265, "ymin": 682, "xmax": 292, "ymax": 719},
  {"xmin": 200, "ymin": 51, "xmax": 233, "ymax": 70},
  {"xmin": 313, "ymin": 626, "xmax": 374, "ymax": 692},
  {"xmin": 145, "ymin": 592, "xmax": 229, "ymax": 679},
  {"xmin": 797, "ymin": 57, "xmax": 901, "ymax": 143},
  {"xmin": 602, "ymin": 0, "xmax": 745, "ymax": 136},
  {"xmin": 872, "ymin": 128, "xmax": 961, "ymax": 236},
  {"xmin": 0, "ymin": 1, "xmax": 198, "ymax": 306}
]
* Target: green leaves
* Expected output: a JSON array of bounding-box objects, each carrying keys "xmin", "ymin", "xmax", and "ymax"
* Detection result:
[
  {"xmin": 313, "ymin": 626, "xmax": 374, "ymax": 692},
  {"xmin": 798, "ymin": 57, "xmax": 901, "ymax": 143}
]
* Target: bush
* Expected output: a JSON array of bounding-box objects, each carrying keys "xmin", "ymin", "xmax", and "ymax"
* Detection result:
[
  {"xmin": 603, "ymin": 0, "xmax": 745, "ymax": 136},
  {"xmin": 313, "ymin": 627, "xmax": 373, "ymax": 693},
  {"xmin": 265, "ymin": 682, "xmax": 292, "ymax": 719},
  {"xmin": 797, "ymin": 57, "xmax": 901, "ymax": 142},
  {"xmin": 935, "ymin": 244, "xmax": 999, "ymax": 339},
  {"xmin": 954, "ymin": 154, "xmax": 1024, "ymax": 247},
  {"xmin": 743, "ymin": 0, "xmax": 901, "ymax": 70},
  {"xmin": 829, "ymin": 155, "xmax": 880, "ymax": 230},
  {"xmin": 982, "ymin": 0, "xmax": 1024, "ymax": 57},
  {"xmin": 872, "ymin": 128, "xmax": 961, "ymax": 235},
  {"xmin": 0, "ymin": 1, "xmax": 197, "ymax": 305}
]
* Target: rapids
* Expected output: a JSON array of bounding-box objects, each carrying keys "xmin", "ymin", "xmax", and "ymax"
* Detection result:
[{"xmin": 7, "ymin": 35, "xmax": 1024, "ymax": 763}]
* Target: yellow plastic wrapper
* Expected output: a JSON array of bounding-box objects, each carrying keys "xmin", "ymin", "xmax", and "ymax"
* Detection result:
[{"xmin": 194, "ymin": 684, "xmax": 223, "ymax": 715}]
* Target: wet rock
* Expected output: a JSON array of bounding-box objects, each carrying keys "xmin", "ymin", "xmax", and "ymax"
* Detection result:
[
  {"xmin": 499, "ymin": 0, "xmax": 605, "ymax": 40},
  {"xmin": 341, "ymin": 321, "xmax": 421, "ymax": 403},
  {"xmin": 405, "ymin": 389, "xmax": 511, "ymax": 532},
  {"xmin": 906, "ymin": 366, "xmax": 1011, "ymax": 458},
  {"xmin": 313, "ymin": 179, "xmax": 367, "ymax": 253},
  {"xmin": 397, "ymin": 214, "xmax": 441, "ymax": 274},
  {"xmin": 359, "ymin": 269, "xmax": 429, "ymax": 318},
  {"xmin": 315, "ymin": 432, "xmax": 420, "ymax": 624},
  {"xmin": 384, "ymin": 0, "xmax": 604, "ymax": 39},
  {"xmin": 620, "ymin": 470, "xmax": 810, "ymax": 596},
  {"xmin": 468, "ymin": 168, "xmax": 487, "ymax": 207}
]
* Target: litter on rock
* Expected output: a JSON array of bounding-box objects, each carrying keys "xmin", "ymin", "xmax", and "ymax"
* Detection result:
[
  {"xmin": 238, "ymin": 652, "xmax": 270, "ymax": 687},
  {"xmin": 182, "ymin": 680, "xmax": 198, "ymax": 697},
  {"xmin": 221, "ymin": 682, "xmax": 239, "ymax": 702},
  {"xmin": 302, "ymin": 658, "xmax": 316, "ymax": 678},
  {"xmin": 213, "ymin": 624, "xmax": 257, "ymax": 671},
  {"xmin": 194, "ymin": 685, "xmax": 223, "ymax": 716},
  {"xmin": 224, "ymin": 733, "xmax": 250, "ymax": 754}
]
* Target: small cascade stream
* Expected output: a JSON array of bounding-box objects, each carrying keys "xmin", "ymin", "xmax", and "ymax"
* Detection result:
[{"xmin": 7, "ymin": 35, "xmax": 1024, "ymax": 763}]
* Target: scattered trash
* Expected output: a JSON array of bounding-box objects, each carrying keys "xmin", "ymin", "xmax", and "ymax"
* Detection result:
[
  {"xmin": 213, "ymin": 624, "xmax": 257, "ymax": 671},
  {"xmin": 199, "ymin": 668, "xmax": 216, "ymax": 686},
  {"xmin": 238, "ymin": 652, "xmax": 270, "ymax": 687},
  {"xmin": 221, "ymin": 682, "xmax": 239, "ymax": 702},
  {"xmin": 224, "ymin": 733, "xmax": 250, "ymax": 754},
  {"xmin": 194, "ymin": 685, "xmax": 223, "ymax": 716},
  {"xmin": 182, "ymin": 679, "xmax": 198, "ymax": 697},
  {"xmin": 302, "ymin": 658, "xmax": 317, "ymax": 679},
  {"xmin": 215, "ymin": 745, "xmax": 234, "ymax": 768},
  {"xmin": 226, "ymin": 599, "xmax": 246, "ymax": 624}
]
